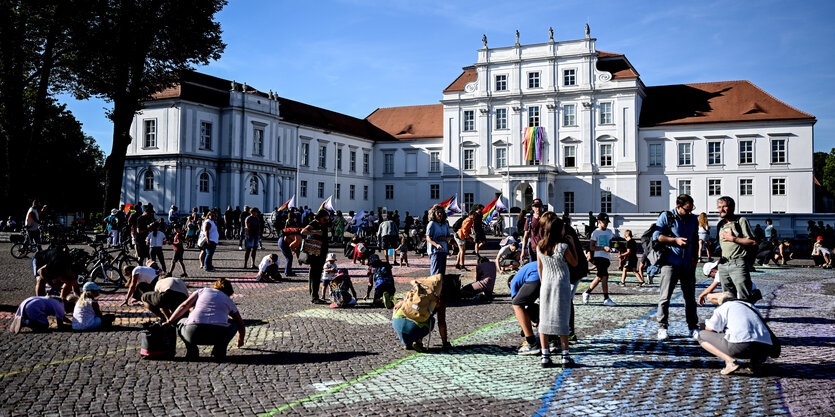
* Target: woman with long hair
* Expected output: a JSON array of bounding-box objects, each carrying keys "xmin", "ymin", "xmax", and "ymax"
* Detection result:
[
  {"xmin": 698, "ymin": 212, "xmax": 711, "ymax": 261},
  {"xmin": 535, "ymin": 212, "xmax": 578, "ymax": 368}
]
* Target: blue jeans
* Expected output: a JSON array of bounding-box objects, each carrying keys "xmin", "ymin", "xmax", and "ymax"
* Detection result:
[
  {"xmin": 429, "ymin": 252, "xmax": 447, "ymax": 276},
  {"xmin": 278, "ymin": 237, "xmax": 294, "ymax": 275},
  {"xmin": 203, "ymin": 241, "xmax": 217, "ymax": 270},
  {"xmin": 392, "ymin": 316, "xmax": 434, "ymax": 346}
]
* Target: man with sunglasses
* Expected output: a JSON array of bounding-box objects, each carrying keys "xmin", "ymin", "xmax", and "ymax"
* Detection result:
[{"xmin": 653, "ymin": 194, "xmax": 700, "ymax": 341}]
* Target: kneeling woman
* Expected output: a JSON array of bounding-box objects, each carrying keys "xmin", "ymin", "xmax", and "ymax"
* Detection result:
[
  {"xmin": 698, "ymin": 292, "xmax": 773, "ymax": 375},
  {"xmin": 164, "ymin": 278, "xmax": 245, "ymax": 359}
]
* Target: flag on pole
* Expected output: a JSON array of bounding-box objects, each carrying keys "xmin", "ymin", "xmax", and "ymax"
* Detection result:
[
  {"xmin": 436, "ymin": 194, "xmax": 462, "ymax": 215},
  {"xmin": 482, "ymin": 194, "xmax": 507, "ymax": 222},
  {"xmin": 318, "ymin": 195, "xmax": 335, "ymax": 213},
  {"xmin": 277, "ymin": 196, "xmax": 295, "ymax": 213},
  {"xmin": 124, "ymin": 204, "xmax": 135, "ymax": 214},
  {"xmin": 522, "ymin": 126, "xmax": 544, "ymax": 161}
]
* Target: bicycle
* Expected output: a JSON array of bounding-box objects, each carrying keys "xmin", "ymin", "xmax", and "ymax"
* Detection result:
[
  {"xmin": 77, "ymin": 242, "xmax": 124, "ymax": 293},
  {"xmin": 9, "ymin": 230, "xmax": 40, "ymax": 259}
]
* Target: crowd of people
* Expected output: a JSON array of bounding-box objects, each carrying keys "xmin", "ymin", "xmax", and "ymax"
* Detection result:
[{"xmin": 7, "ymin": 194, "xmax": 831, "ymax": 373}]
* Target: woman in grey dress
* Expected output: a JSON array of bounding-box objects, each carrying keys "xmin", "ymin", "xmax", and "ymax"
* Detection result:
[{"xmin": 536, "ymin": 212, "xmax": 579, "ymax": 368}]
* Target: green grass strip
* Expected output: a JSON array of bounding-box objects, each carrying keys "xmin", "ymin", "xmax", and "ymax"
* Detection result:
[{"xmin": 258, "ymin": 315, "xmax": 517, "ymax": 416}]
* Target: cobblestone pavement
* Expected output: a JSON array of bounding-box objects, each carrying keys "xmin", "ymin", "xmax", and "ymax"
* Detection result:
[{"xmin": 0, "ymin": 239, "xmax": 832, "ymax": 416}]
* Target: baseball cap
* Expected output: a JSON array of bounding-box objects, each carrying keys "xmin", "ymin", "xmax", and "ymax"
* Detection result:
[
  {"xmin": 597, "ymin": 213, "xmax": 610, "ymax": 223},
  {"xmin": 531, "ymin": 199, "xmax": 544, "ymax": 207},
  {"xmin": 82, "ymin": 282, "xmax": 102, "ymax": 292},
  {"xmin": 817, "ymin": 236, "xmax": 824, "ymax": 241},
  {"xmin": 703, "ymin": 261, "xmax": 719, "ymax": 276}
]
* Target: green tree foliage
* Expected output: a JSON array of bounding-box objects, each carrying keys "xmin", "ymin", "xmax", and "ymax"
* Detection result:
[
  {"xmin": 823, "ymin": 148, "xmax": 835, "ymax": 197},
  {"xmin": 67, "ymin": 0, "xmax": 226, "ymax": 211}
]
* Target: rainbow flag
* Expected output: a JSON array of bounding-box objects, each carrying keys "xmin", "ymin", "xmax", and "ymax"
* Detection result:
[
  {"xmin": 482, "ymin": 195, "xmax": 507, "ymax": 222},
  {"xmin": 277, "ymin": 195, "xmax": 295, "ymax": 213},
  {"xmin": 522, "ymin": 126, "xmax": 544, "ymax": 161},
  {"xmin": 436, "ymin": 194, "xmax": 462, "ymax": 215},
  {"xmin": 318, "ymin": 195, "xmax": 335, "ymax": 213}
]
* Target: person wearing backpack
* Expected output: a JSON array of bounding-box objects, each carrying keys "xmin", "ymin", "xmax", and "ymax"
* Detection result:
[
  {"xmin": 716, "ymin": 196, "xmax": 758, "ymax": 302},
  {"xmin": 391, "ymin": 274, "xmax": 449, "ymax": 351},
  {"xmin": 104, "ymin": 209, "xmax": 120, "ymax": 247},
  {"xmin": 654, "ymin": 194, "xmax": 700, "ymax": 341},
  {"xmin": 520, "ymin": 199, "xmax": 546, "ymax": 263}
]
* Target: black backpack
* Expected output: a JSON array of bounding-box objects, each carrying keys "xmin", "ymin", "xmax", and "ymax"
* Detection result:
[
  {"xmin": 567, "ymin": 233, "xmax": 588, "ymax": 284},
  {"xmin": 641, "ymin": 211, "xmax": 674, "ymax": 266},
  {"xmin": 452, "ymin": 216, "xmax": 465, "ymax": 232}
]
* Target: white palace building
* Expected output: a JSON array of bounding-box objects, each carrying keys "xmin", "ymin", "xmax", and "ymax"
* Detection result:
[{"xmin": 122, "ymin": 28, "xmax": 817, "ymax": 228}]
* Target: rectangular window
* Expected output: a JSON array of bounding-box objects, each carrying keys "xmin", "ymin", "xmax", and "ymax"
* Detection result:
[
  {"xmin": 563, "ymin": 104, "xmax": 576, "ymax": 126},
  {"xmin": 678, "ymin": 143, "xmax": 692, "ymax": 166},
  {"xmin": 678, "ymin": 179, "xmax": 691, "ymax": 196},
  {"xmin": 708, "ymin": 141, "xmax": 722, "ymax": 165},
  {"xmin": 649, "ymin": 143, "xmax": 663, "ymax": 167},
  {"xmin": 300, "ymin": 180, "xmax": 307, "ymax": 198},
  {"xmin": 144, "ymin": 120, "xmax": 156, "ymax": 148},
  {"xmin": 318, "ymin": 145, "xmax": 327, "ymax": 169},
  {"xmin": 495, "ymin": 147, "xmax": 507, "ymax": 169},
  {"xmin": 463, "ymin": 149, "xmax": 474, "ymax": 170},
  {"xmin": 350, "ymin": 151, "xmax": 356, "ymax": 172},
  {"xmin": 384, "ymin": 153, "xmax": 394, "ymax": 174},
  {"xmin": 600, "ymin": 191, "xmax": 612, "ymax": 213},
  {"xmin": 740, "ymin": 179, "xmax": 753, "ymax": 196},
  {"xmin": 363, "ymin": 153, "xmax": 369, "ymax": 174},
  {"xmin": 336, "ymin": 183, "xmax": 341, "ymax": 199},
  {"xmin": 464, "ymin": 193, "xmax": 475, "ymax": 210},
  {"xmin": 564, "ymin": 192, "xmax": 574, "ymax": 213},
  {"xmin": 430, "ymin": 184, "xmax": 440, "ymax": 200},
  {"xmin": 739, "ymin": 140, "xmax": 753, "ymax": 164},
  {"xmin": 385, "ymin": 184, "xmax": 394, "ymax": 200},
  {"xmin": 563, "ymin": 69, "xmax": 576, "ymax": 86},
  {"xmin": 772, "ymin": 178, "xmax": 786, "ymax": 195},
  {"xmin": 771, "ymin": 139, "xmax": 786, "ymax": 163},
  {"xmin": 200, "ymin": 121, "xmax": 212, "ymax": 150},
  {"xmin": 363, "ymin": 185, "xmax": 369, "ymax": 200},
  {"xmin": 429, "ymin": 151, "xmax": 440, "ymax": 172},
  {"xmin": 528, "ymin": 106, "xmax": 540, "ymax": 127},
  {"xmin": 599, "ymin": 102, "xmax": 613, "ymax": 124},
  {"xmin": 495, "ymin": 74, "xmax": 507, "ymax": 91},
  {"xmin": 350, "ymin": 184, "xmax": 355, "ymax": 200},
  {"xmin": 528, "ymin": 72, "xmax": 540, "ymax": 89},
  {"xmin": 563, "ymin": 145, "xmax": 576, "ymax": 167},
  {"xmin": 463, "ymin": 110, "xmax": 475, "ymax": 132},
  {"xmin": 495, "ymin": 108, "xmax": 507, "ymax": 130},
  {"xmin": 650, "ymin": 180, "xmax": 662, "ymax": 197},
  {"xmin": 301, "ymin": 143, "xmax": 310, "ymax": 167},
  {"xmin": 599, "ymin": 144, "xmax": 613, "ymax": 167},
  {"xmin": 253, "ymin": 128, "xmax": 264, "ymax": 156},
  {"xmin": 708, "ymin": 179, "xmax": 722, "ymax": 196},
  {"xmin": 337, "ymin": 148, "xmax": 342, "ymax": 170},
  {"xmin": 317, "ymin": 182, "xmax": 325, "ymax": 199}
]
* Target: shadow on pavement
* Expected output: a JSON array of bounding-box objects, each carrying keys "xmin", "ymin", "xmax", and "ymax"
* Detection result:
[
  {"xmin": 221, "ymin": 349, "xmax": 374, "ymax": 365},
  {"xmin": 767, "ymin": 316, "xmax": 835, "ymax": 325}
]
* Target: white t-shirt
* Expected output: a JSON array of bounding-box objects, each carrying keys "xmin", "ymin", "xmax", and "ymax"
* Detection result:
[
  {"xmin": 813, "ymin": 244, "xmax": 832, "ymax": 256},
  {"xmin": 154, "ymin": 277, "xmax": 188, "ymax": 295},
  {"xmin": 497, "ymin": 245, "xmax": 517, "ymax": 261},
  {"xmin": 590, "ymin": 228, "xmax": 615, "ymax": 259},
  {"xmin": 321, "ymin": 263, "xmax": 338, "ymax": 282},
  {"xmin": 72, "ymin": 299, "xmax": 97, "ymax": 330},
  {"xmin": 258, "ymin": 255, "xmax": 277, "ymax": 273},
  {"xmin": 132, "ymin": 266, "xmax": 157, "ymax": 285},
  {"xmin": 705, "ymin": 301, "xmax": 772, "ymax": 345},
  {"xmin": 205, "ymin": 219, "xmax": 219, "ymax": 242},
  {"xmin": 25, "ymin": 208, "xmax": 40, "ymax": 231},
  {"xmin": 146, "ymin": 231, "xmax": 165, "ymax": 247}
]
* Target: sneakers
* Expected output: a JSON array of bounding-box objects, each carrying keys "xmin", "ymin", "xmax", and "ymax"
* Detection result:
[
  {"xmin": 541, "ymin": 356, "xmax": 556, "ymax": 368},
  {"xmin": 517, "ymin": 341, "xmax": 541, "ymax": 356},
  {"xmin": 382, "ymin": 292, "xmax": 395, "ymax": 309},
  {"xmin": 691, "ymin": 329, "xmax": 701, "ymax": 341},
  {"xmin": 602, "ymin": 298, "xmax": 617, "ymax": 307},
  {"xmin": 238, "ymin": 246, "xmax": 243, "ymax": 250},
  {"xmin": 657, "ymin": 328, "xmax": 669, "ymax": 340},
  {"xmin": 179, "ymin": 272, "xmax": 188, "ymax": 278},
  {"xmin": 582, "ymin": 291, "xmax": 590, "ymax": 304}
]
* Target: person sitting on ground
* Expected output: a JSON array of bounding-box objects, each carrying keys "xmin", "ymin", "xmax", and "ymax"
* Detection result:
[
  {"xmin": 142, "ymin": 276, "xmax": 189, "ymax": 321},
  {"xmin": 328, "ymin": 268, "xmax": 358, "ymax": 308},
  {"xmin": 619, "ymin": 230, "xmax": 646, "ymax": 286},
  {"xmin": 697, "ymin": 292, "xmax": 773, "ymax": 375},
  {"xmin": 321, "ymin": 253, "xmax": 338, "ymax": 299},
  {"xmin": 33, "ymin": 247, "xmax": 80, "ymax": 298},
  {"xmin": 755, "ymin": 238, "xmax": 777, "ymax": 265},
  {"xmin": 397, "ymin": 236, "xmax": 410, "ymax": 267},
  {"xmin": 168, "ymin": 224, "xmax": 188, "ymax": 278},
  {"xmin": 365, "ymin": 256, "xmax": 396, "ymax": 308},
  {"xmin": 698, "ymin": 261, "xmax": 761, "ymax": 306},
  {"xmin": 811, "ymin": 236, "xmax": 833, "ymax": 268},
  {"xmin": 164, "ymin": 278, "xmax": 245, "ymax": 360},
  {"xmin": 350, "ymin": 236, "xmax": 371, "ymax": 265},
  {"xmin": 72, "ymin": 282, "xmax": 115, "ymax": 331},
  {"xmin": 461, "ymin": 256, "xmax": 497, "ymax": 300},
  {"xmin": 257, "ymin": 253, "xmax": 282, "ymax": 283},
  {"xmin": 10, "ymin": 295, "xmax": 76, "ymax": 333},
  {"xmin": 510, "ymin": 261, "xmax": 542, "ymax": 355},
  {"xmin": 495, "ymin": 241, "xmax": 521, "ymax": 273},
  {"xmin": 773, "ymin": 239, "xmax": 793, "ymax": 265},
  {"xmin": 121, "ymin": 265, "xmax": 160, "ymax": 306}
]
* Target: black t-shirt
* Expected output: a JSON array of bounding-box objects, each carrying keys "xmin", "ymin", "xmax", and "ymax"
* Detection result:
[
  {"xmin": 627, "ymin": 239, "xmax": 639, "ymax": 262},
  {"xmin": 136, "ymin": 214, "xmax": 155, "ymax": 240}
]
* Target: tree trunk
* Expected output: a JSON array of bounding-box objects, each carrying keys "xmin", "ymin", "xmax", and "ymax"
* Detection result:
[{"xmin": 102, "ymin": 102, "xmax": 136, "ymax": 212}]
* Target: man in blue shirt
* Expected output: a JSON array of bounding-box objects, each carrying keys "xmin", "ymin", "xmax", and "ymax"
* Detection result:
[
  {"xmin": 652, "ymin": 194, "xmax": 700, "ymax": 341},
  {"xmin": 510, "ymin": 261, "xmax": 541, "ymax": 355}
]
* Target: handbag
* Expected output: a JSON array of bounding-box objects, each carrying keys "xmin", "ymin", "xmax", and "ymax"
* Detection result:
[
  {"xmin": 301, "ymin": 238, "xmax": 323, "ymax": 257},
  {"xmin": 196, "ymin": 232, "xmax": 207, "ymax": 250},
  {"xmin": 735, "ymin": 301, "xmax": 781, "ymax": 358}
]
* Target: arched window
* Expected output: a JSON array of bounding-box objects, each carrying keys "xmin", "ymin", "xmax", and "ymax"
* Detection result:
[
  {"xmin": 199, "ymin": 172, "xmax": 210, "ymax": 193},
  {"xmin": 143, "ymin": 170, "xmax": 154, "ymax": 191},
  {"xmin": 249, "ymin": 175, "xmax": 259, "ymax": 195}
]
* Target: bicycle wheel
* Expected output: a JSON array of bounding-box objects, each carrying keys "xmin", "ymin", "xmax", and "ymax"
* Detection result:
[
  {"xmin": 91, "ymin": 264, "xmax": 124, "ymax": 293},
  {"xmin": 10, "ymin": 244, "xmax": 28, "ymax": 259}
]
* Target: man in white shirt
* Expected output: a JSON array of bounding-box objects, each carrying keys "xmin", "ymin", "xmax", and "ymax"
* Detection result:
[
  {"xmin": 697, "ymin": 292, "xmax": 773, "ymax": 375},
  {"xmin": 257, "ymin": 254, "xmax": 282, "ymax": 282}
]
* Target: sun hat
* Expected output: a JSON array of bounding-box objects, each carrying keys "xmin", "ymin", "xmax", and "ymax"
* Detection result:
[
  {"xmin": 82, "ymin": 282, "xmax": 102, "ymax": 292},
  {"xmin": 703, "ymin": 261, "xmax": 719, "ymax": 276},
  {"xmin": 111, "ymin": 209, "xmax": 118, "ymax": 215},
  {"xmin": 326, "ymin": 253, "xmax": 336, "ymax": 261}
]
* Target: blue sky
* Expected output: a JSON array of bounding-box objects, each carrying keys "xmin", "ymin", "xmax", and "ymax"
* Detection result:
[{"xmin": 59, "ymin": 0, "xmax": 835, "ymax": 154}]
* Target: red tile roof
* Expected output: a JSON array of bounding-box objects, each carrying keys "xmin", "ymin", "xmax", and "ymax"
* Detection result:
[
  {"xmin": 596, "ymin": 51, "xmax": 639, "ymax": 79},
  {"xmin": 443, "ymin": 66, "xmax": 477, "ymax": 93},
  {"xmin": 640, "ymin": 80, "xmax": 815, "ymax": 127},
  {"xmin": 366, "ymin": 104, "xmax": 444, "ymax": 140}
]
